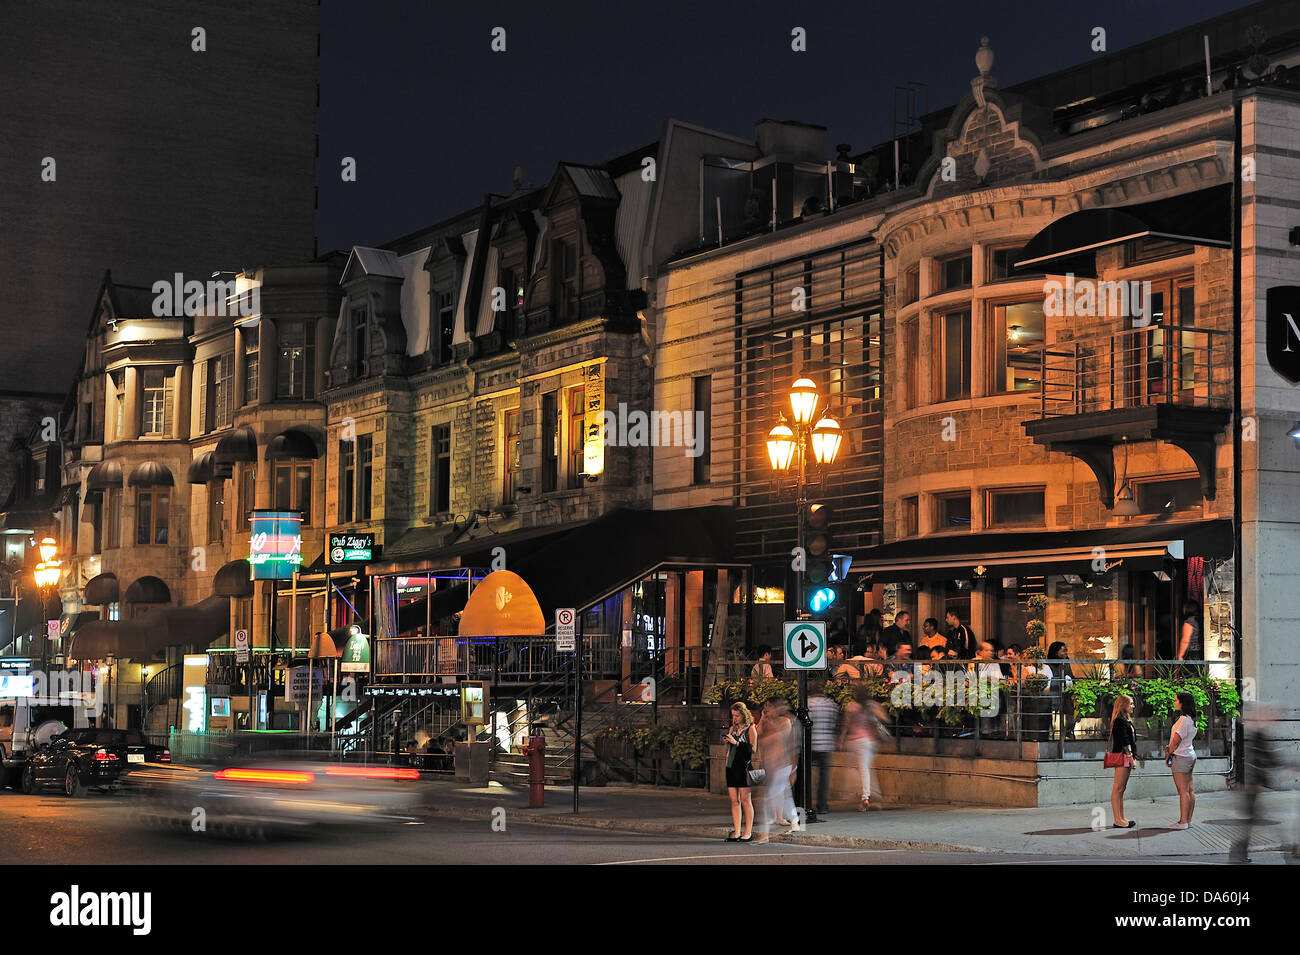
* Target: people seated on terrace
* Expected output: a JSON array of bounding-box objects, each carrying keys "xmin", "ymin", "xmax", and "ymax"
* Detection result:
[
  {"xmin": 828, "ymin": 645, "xmax": 861, "ymax": 681},
  {"xmin": 998, "ymin": 643, "xmax": 1022, "ymax": 680},
  {"xmin": 1047, "ymin": 642, "xmax": 1075, "ymax": 692}
]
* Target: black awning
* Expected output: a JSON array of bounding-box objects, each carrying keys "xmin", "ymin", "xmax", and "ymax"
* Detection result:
[
  {"xmin": 124, "ymin": 575, "xmax": 172, "ymax": 604},
  {"xmin": 85, "ymin": 459, "xmax": 125, "ymax": 490},
  {"xmin": 67, "ymin": 619, "xmax": 145, "ymax": 661},
  {"xmin": 128, "ymin": 460, "xmax": 175, "ymax": 488},
  {"xmin": 851, "ymin": 518, "xmax": 1232, "ymax": 584},
  {"xmin": 1016, "ymin": 184, "xmax": 1232, "ymax": 276},
  {"xmin": 59, "ymin": 610, "xmax": 100, "ymax": 639},
  {"xmin": 84, "ymin": 572, "xmax": 120, "ymax": 605},
  {"xmin": 213, "ymin": 559, "xmax": 253, "ymax": 597},
  {"xmin": 0, "ymin": 493, "xmax": 58, "ymax": 531},
  {"xmin": 215, "ymin": 425, "xmax": 258, "ymax": 464},
  {"xmin": 264, "ymin": 427, "xmax": 322, "ymax": 461},
  {"xmin": 68, "ymin": 596, "xmax": 229, "ymax": 659},
  {"xmin": 188, "ymin": 451, "xmax": 233, "ymax": 484},
  {"xmin": 384, "ymin": 506, "xmax": 739, "ymax": 628}
]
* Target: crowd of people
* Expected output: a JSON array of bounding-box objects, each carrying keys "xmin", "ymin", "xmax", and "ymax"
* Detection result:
[{"xmin": 725, "ymin": 601, "xmax": 1222, "ymax": 836}]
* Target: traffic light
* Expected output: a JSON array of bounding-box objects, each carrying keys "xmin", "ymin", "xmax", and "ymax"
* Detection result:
[{"xmin": 803, "ymin": 502, "xmax": 835, "ymax": 613}]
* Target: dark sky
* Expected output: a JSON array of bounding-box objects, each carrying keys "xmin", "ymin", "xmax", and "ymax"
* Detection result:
[{"xmin": 315, "ymin": 0, "xmax": 1254, "ymax": 252}]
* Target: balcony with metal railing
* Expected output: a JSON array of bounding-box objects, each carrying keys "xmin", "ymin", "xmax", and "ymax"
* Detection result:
[{"xmin": 1022, "ymin": 323, "xmax": 1233, "ymax": 505}]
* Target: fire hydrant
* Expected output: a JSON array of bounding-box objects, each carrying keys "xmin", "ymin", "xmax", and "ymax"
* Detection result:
[{"xmin": 526, "ymin": 735, "xmax": 545, "ymax": 808}]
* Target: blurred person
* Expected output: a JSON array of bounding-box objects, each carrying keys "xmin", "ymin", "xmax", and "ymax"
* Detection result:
[
  {"xmin": 806, "ymin": 681, "xmax": 839, "ymax": 815},
  {"xmin": 1108, "ymin": 694, "xmax": 1139, "ymax": 828},
  {"xmin": 753, "ymin": 698, "xmax": 798, "ymax": 843},
  {"xmin": 840, "ymin": 684, "xmax": 885, "ymax": 811},
  {"xmin": 1164, "ymin": 691, "xmax": 1198, "ymax": 829},
  {"xmin": 1231, "ymin": 702, "xmax": 1286, "ymax": 863},
  {"xmin": 750, "ymin": 645, "xmax": 774, "ymax": 681},
  {"xmin": 723, "ymin": 702, "xmax": 758, "ymax": 842}
]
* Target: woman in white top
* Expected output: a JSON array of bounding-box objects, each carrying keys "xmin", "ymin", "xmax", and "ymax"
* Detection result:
[{"xmin": 1164, "ymin": 691, "xmax": 1198, "ymax": 829}]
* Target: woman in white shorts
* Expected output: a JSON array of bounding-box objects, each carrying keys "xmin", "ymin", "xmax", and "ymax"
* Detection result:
[{"xmin": 1164, "ymin": 691, "xmax": 1198, "ymax": 829}]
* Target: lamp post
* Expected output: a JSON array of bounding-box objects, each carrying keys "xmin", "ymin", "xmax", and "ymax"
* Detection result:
[
  {"xmin": 764, "ymin": 377, "xmax": 843, "ymax": 826},
  {"xmin": 33, "ymin": 538, "xmax": 61, "ymax": 673}
]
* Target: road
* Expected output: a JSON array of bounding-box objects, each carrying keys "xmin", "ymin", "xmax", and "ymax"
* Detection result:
[{"xmin": 0, "ymin": 791, "xmax": 1290, "ymax": 865}]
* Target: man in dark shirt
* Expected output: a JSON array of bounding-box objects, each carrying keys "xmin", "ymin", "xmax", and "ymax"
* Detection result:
[
  {"xmin": 945, "ymin": 609, "xmax": 976, "ymax": 659},
  {"xmin": 880, "ymin": 611, "xmax": 911, "ymax": 656}
]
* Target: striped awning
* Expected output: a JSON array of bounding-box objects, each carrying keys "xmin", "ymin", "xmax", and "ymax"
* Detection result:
[
  {"xmin": 85, "ymin": 459, "xmax": 125, "ymax": 490},
  {"xmin": 128, "ymin": 461, "xmax": 175, "ymax": 488}
]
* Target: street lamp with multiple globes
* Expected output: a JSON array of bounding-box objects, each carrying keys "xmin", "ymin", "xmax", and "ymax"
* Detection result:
[
  {"xmin": 763, "ymin": 376, "xmax": 843, "ymax": 825},
  {"xmin": 33, "ymin": 537, "xmax": 62, "ymax": 671}
]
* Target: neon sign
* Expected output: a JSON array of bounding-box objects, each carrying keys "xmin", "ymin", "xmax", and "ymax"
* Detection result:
[{"xmin": 248, "ymin": 510, "xmax": 303, "ymax": 580}]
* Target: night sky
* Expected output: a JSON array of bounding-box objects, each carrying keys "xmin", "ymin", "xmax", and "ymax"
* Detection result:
[{"xmin": 315, "ymin": 0, "xmax": 1253, "ymax": 252}]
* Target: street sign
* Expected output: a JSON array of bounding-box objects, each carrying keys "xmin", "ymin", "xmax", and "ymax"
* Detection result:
[
  {"xmin": 782, "ymin": 620, "xmax": 827, "ymax": 670},
  {"xmin": 555, "ymin": 607, "xmax": 576, "ymax": 652},
  {"xmin": 234, "ymin": 629, "xmax": 250, "ymax": 664}
]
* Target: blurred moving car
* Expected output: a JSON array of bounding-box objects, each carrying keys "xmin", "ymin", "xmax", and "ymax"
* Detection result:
[
  {"xmin": 21, "ymin": 728, "xmax": 171, "ymax": 797},
  {"xmin": 128, "ymin": 752, "xmax": 425, "ymax": 839}
]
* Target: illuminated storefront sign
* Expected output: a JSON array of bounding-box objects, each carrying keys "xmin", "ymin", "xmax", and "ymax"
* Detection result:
[
  {"xmin": 583, "ymin": 362, "xmax": 605, "ymax": 477},
  {"xmin": 249, "ymin": 510, "xmax": 303, "ymax": 579},
  {"xmin": 328, "ymin": 532, "xmax": 374, "ymax": 564}
]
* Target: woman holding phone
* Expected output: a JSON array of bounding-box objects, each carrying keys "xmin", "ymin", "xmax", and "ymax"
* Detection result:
[{"xmin": 722, "ymin": 703, "xmax": 758, "ymax": 842}]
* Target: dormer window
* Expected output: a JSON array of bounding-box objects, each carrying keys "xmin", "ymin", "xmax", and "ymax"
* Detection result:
[
  {"xmin": 351, "ymin": 308, "xmax": 369, "ymax": 377},
  {"xmin": 436, "ymin": 292, "xmax": 454, "ymax": 365},
  {"xmin": 551, "ymin": 238, "xmax": 577, "ymax": 322}
]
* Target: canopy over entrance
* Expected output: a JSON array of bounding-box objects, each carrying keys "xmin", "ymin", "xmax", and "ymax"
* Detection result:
[{"xmin": 457, "ymin": 570, "xmax": 545, "ymax": 637}]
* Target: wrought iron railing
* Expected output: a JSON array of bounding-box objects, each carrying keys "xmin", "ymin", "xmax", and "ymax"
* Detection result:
[{"xmin": 1036, "ymin": 324, "xmax": 1231, "ymax": 418}]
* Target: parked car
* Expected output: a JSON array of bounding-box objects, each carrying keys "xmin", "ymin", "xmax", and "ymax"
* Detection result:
[{"xmin": 20, "ymin": 728, "xmax": 171, "ymax": 797}]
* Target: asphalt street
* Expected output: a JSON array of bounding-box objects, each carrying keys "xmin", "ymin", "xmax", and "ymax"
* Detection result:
[{"xmin": 0, "ymin": 791, "xmax": 1291, "ymax": 865}]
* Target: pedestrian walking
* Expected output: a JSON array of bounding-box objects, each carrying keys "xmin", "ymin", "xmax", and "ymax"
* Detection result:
[
  {"xmin": 806, "ymin": 681, "xmax": 839, "ymax": 814},
  {"xmin": 1231, "ymin": 701, "xmax": 1282, "ymax": 863},
  {"xmin": 753, "ymin": 698, "xmax": 798, "ymax": 843},
  {"xmin": 1165, "ymin": 691, "xmax": 1198, "ymax": 829},
  {"xmin": 722, "ymin": 702, "xmax": 758, "ymax": 842},
  {"xmin": 840, "ymin": 684, "xmax": 885, "ymax": 811},
  {"xmin": 1107, "ymin": 694, "xmax": 1139, "ymax": 828}
]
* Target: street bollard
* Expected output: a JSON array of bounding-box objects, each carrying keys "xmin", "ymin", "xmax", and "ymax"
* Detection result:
[{"xmin": 527, "ymin": 735, "xmax": 545, "ymax": 808}]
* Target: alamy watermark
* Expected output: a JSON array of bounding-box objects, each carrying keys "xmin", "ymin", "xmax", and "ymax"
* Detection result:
[
  {"xmin": 151, "ymin": 273, "xmax": 258, "ymax": 318},
  {"xmin": 890, "ymin": 670, "xmax": 1000, "ymax": 717},
  {"xmin": 1043, "ymin": 273, "xmax": 1152, "ymax": 326},
  {"xmin": 601, "ymin": 403, "xmax": 706, "ymax": 458}
]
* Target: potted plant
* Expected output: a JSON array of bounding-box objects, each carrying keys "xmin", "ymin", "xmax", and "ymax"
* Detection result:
[{"xmin": 1018, "ymin": 644, "xmax": 1053, "ymax": 740}]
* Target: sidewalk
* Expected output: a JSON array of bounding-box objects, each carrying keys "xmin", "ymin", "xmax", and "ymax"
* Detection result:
[{"xmin": 417, "ymin": 777, "xmax": 1298, "ymax": 858}]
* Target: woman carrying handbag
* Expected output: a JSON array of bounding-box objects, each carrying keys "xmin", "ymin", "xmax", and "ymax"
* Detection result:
[
  {"xmin": 722, "ymin": 703, "xmax": 759, "ymax": 842},
  {"xmin": 1106, "ymin": 694, "xmax": 1140, "ymax": 828}
]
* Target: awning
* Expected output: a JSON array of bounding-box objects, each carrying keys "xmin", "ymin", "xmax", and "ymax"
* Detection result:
[
  {"xmin": 213, "ymin": 559, "xmax": 253, "ymax": 597},
  {"xmin": 187, "ymin": 451, "xmax": 232, "ymax": 485},
  {"xmin": 264, "ymin": 427, "xmax": 321, "ymax": 461},
  {"xmin": 13, "ymin": 597, "xmax": 48, "ymax": 636},
  {"xmin": 215, "ymin": 425, "xmax": 258, "ymax": 464},
  {"xmin": 67, "ymin": 619, "xmax": 146, "ymax": 660},
  {"xmin": 382, "ymin": 506, "xmax": 738, "ymax": 628},
  {"xmin": 0, "ymin": 494, "xmax": 58, "ymax": 531},
  {"xmin": 59, "ymin": 610, "xmax": 99, "ymax": 639},
  {"xmin": 128, "ymin": 460, "xmax": 175, "ymax": 488},
  {"xmin": 851, "ymin": 518, "xmax": 1233, "ymax": 584},
  {"xmin": 84, "ymin": 572, "xmax": 120, "ymax": 605},
  {"xmin": 67, "ymin": 596, "xmax": 230, "ymax": 660},
  {"xmin": 124, "ymin": 575, "xmax": 172, "ymax": 604},
  {"xmin": 85, "ymin": 459, "xmax": 125, "ymax": 490},
  {"xmin": 1015, "ymin": 184, "xmax": 1232, "ymax": 277},
  {"xmin": 458, "ymin": 570, "xmax": 546, "ymax": 637}
]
